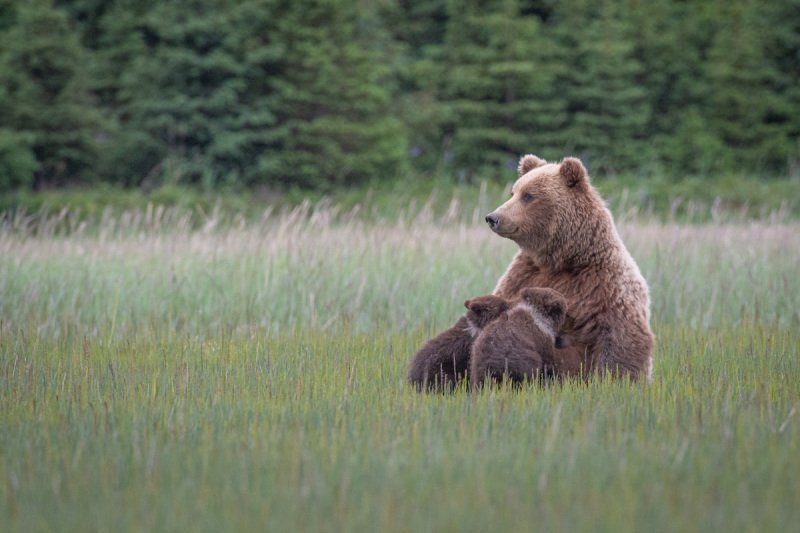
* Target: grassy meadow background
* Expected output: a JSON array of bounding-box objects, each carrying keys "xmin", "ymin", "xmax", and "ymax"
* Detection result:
[
  {"xmin": 3, "ymin": 1, "xmax": 799, "ymax": 530},
  {"xmin": 1, "ymin": 196, "xmax": 799, "ymax": 532}
]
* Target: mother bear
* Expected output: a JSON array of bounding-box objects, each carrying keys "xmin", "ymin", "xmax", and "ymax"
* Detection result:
[{"xmin": 408, "ymin": 155, "xmax": 654, "ymax": 388}]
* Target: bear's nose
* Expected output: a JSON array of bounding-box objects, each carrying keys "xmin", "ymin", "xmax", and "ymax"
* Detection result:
[{"xmin": 485, "ymin": 213, "xmax": 499, "ymax": 229}]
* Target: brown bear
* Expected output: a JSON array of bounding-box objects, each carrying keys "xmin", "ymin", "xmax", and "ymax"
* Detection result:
[
  {"xmin": 470, "ymin": 288, "xmax": 567, "ymax": 389},
  {"xmin": 407, "ymin": 295, "xmax": 510, "ymax": 392},
  {"xmin": 408, "ymin": 154, "xmax": 653, "ymax": 388},
  {"xmin": 485, "ymin": 155, "xmax": 654, "ymax": 380}
]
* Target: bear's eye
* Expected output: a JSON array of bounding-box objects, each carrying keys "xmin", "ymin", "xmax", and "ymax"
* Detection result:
[{"xmin": 521, "ymin": 192, "xmax": 534, "ymax": 203}]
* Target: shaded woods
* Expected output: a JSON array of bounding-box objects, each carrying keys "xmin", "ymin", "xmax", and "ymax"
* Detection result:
[{"xmin": 1, "ymin": 0, "xmax": 798, "ymax": 191}]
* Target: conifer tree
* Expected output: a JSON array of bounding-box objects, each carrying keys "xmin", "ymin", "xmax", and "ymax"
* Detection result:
[
  {"xmin": 255, "ymin": 0, "xmax": 408, "ymax": 189},
  {"xmin": 90, "ymin": 0, "xmax": 407, "ymax": 189},
  {"xmin": 552, "ymin": 0, "xmax": 649, "ymax": 173},
  {"xmin": 431, "ymin": 0, "xmax": 567, "ymax": 179},
  {"xmin": 623, "ymin": 0, "xmax": 722, "ymax": 174},
  {"xmin": 3, "ymin": 0, "xmax": 799, "ymax": 191},
  {"xmin": 767, "ymin": 0, "xmax": 800, "ymax": 171},
  {"xmin": 87, "ymin": 0, "xmax": 163, "ymax": 186},
  {"xmin": 105, "ymin": 0, "xmax": 255, "ymax": 186},
  {"xmin": 0, "ymin": 0, "xmax": 104, "ymax": 188},
  {"xmin": 704, "ymin": 2, "xmax": 789, "ymax": 171}
]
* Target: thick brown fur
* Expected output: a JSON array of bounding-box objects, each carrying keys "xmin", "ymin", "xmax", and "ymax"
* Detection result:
[
  {"xmin": 408, "ymin": 296, "xmax": 509, "ymax": 392},
  {"xmin": 470, "ymin": 288, "xmax": 567, "ymax": 388},
  {"xmin": 488, "ymin": 156, "xmax": 654, "ymax": 381}
]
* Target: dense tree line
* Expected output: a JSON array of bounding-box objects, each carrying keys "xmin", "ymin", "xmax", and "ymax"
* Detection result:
[{"xmin": 0, "ymin": 0, "xmax": 797, "ymax": 191}]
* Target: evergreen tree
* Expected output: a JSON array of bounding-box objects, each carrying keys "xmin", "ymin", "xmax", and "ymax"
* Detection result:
[
  {"xmin": 2, "ymin": 0, "xmax": 798, "ymax": 191},
  {"xmin": 382, "ymin": 0, "xmax": 448, "ymax": 58},
  {"xmin": 0, "ymin": 0, "xmax": 105, "ymax": 188},
  {"xmin": 429, "ymin": 0, "xmax": 567, "ymax": 180},
  {"xmin": 54, "ymin": 0, "xmax": 110, "ymax": 48},
  {"xmin": 98, "ymin": 0, "xmax": 253, "ymax": 187},
  {"xmin": 704, "ymin": 1, "xmax": 791, "ymax": 172},
  {"xmin": 767, "ymin": 0, "xmax": 800, "ymax": 172},
  {"xmin": 552, "ymin": 0, "xmax": 650, "ymax": 173},
  {"xmin": 86, "ymin": 0, "xmax": 163, "ymax": 186},
  {"xmin": 247, "ymin": 0, "xmax": 408, "ymax": 189},
  {"xmin": 624, "ymin": 0, "xmax": 723, "ymax": 174},
  {"xmin": 378, "ymin": 0, "xmax": 448, "ymax": 174},
  {"xmin": 92, "ymin": 0, "xmax": 406, "ymax": 189},
  {"xmin": 0, "ymin": 0, "xmax": 19, "ymax": 31}
]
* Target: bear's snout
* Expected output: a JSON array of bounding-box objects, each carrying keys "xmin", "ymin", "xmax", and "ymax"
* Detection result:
[{"xmin": 485, "ymin": 213, "xmax": 500, "ymax": 229}]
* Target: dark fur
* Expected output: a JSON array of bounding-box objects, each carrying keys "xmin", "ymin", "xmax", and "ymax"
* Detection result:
[
  {"xmin": 408, "ymin": 296, "xmax": 509, "ymax": 392},
  {"xmin": 470, "ymin": 288, "xmax": 567, "ymax": 389}
]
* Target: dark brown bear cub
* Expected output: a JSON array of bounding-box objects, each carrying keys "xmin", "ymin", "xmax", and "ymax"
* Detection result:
[
  {"xmin": 408, "ymin": 295, "xmax": 509, "ymax": 392},
  {"xmin": 470, "ymin": 287, "xmax": 567, "ymax": 389}
]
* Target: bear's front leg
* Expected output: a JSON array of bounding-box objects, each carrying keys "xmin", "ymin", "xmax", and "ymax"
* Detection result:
[
  {"xmin": 408, "ymin": 317, "xmax": 474, "ymax": 392},
  {"xmin": 592, "ymin": 322, "xmax": 654, "ymax": 382}
]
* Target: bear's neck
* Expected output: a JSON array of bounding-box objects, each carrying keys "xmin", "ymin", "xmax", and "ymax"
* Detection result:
[{"xmin": 529, "ymin": 204, "xmax": 621, "ymax": 272}]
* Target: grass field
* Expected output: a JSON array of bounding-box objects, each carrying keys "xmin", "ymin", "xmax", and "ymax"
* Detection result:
[{"xmin": 1, "ymin": 202, "xmax": 799, "ymax": 532}]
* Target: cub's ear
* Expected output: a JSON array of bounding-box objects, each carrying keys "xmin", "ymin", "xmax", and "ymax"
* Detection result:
[
  {"xmin": 517, "ymin": 287, "xmax": 535, "ymax": 302},
  {"xmin": 518, "ymin": 154, "xmax": 547, "ymax": 176},
  {"xmin": 465, "ymin": 300, "xmax": 484, "ymax": 313},
  {"xmin": 559, "ymin": 157, "xmax": 588, "ymax": 188}
]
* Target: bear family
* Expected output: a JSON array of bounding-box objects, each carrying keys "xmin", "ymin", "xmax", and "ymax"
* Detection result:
[
  {"xmin": 407, "ymin": 294, "xmax": 509, "ymax": 391},
  {"xmin": 408, "ymin": 154, "xmax": 654, "ymax": 389},
  {"xmin": 408, "ymin": 288, "xmax": 565, "ymax": 390},
  {"xmin": 468, "ymin": 288, "xmax": 567, "ymax": 389}
]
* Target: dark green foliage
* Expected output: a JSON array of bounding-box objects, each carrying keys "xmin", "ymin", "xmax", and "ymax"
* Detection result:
[
  {"xmin": 624, "ymin": 1, "xmax": 716, "ymax": 174},
  {"xmin": 0, "ymin": 129, "xmax": 37, "ymax": 190},
  {"xmin": 553, "ymin": 0, "xmax": 650, "ymax": 173},
  {"xmin": 767, "ymin": 0, "xmax": 800, "ymax": 168},
  {"xmin": 0, "ymin": 0, "xmax": 105, "ymax": 188},
  {"xmin": 0, "ymin": 0, "xmax": 798, "ymax": 192},
  {"xmin": 704, "ymin": 1, "xmax": 791, "ymax": 172},
  {"xmin": 255, "ymin": 0, "xmax": 408, "ymax": 189},
  {"xmin": 106, "ymin": 0, "xmax": 257, "ymax": 187},
  {"xmin": 426, "ymin": 0, "xmax": 568, "ymax": 180},
  {"xmin": 87, "ymin": 0, "xmax": 406, "ymax": 189}
]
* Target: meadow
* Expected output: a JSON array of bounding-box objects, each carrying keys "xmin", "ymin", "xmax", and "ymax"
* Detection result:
[{"xmin": 1, "ymin": 200, "xmax": 799, "ymax": 532}]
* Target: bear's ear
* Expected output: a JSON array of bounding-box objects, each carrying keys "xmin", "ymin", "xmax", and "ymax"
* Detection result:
[
  {"xmin": 545, "ymin": 300, "xmax": 567, "ymax": 329},
  {"xmin": 517, "ymin": 288, "xmax": 535, "ymax": 305},
  {"xmin": 465, "ymin": 299, "xmax": 484, "ymax": 313},
  {"xmin": 518, "ymin": 154, "xmax": 547, "ymax": 176},
  {"xmin": 559, "ymin": 157, "xmax": 588, "ymax": 188}
]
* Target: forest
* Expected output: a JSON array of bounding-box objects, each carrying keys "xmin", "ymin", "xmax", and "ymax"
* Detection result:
[
  {"xmin": 3, "ymin": 3, "xmax": 800, "ymax": 531},
  {"xmin": 0, "ymin": 0, "xmax": 798, "ymax": 192}
]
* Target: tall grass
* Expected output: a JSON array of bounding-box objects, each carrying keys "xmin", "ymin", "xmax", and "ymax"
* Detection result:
[
  {"xmin": 1, "ymin": 203, "xmax": 798, "ymax": 337},
  {"xmin": 1, "ymin": 204, "xmax": 799, "ymax": 532}
]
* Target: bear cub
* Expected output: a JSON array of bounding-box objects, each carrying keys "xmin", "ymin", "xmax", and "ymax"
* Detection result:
[
  {"xmin": 470, "ymin": 287, "xmax": 568, "ymax": 389},
  {"xmin": 408, "ymin": 295, "xmax": 510, "ymax": 392}
]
